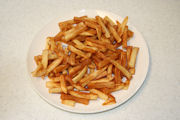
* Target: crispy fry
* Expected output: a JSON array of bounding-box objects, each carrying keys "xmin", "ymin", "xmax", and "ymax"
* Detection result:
[
  {"xmin": 68, "ymin": 45, "xmax": 90, "ymax": 58},
  {"xmin": 79, "ymin": 67, "xmax": 107, "ymax": 87},
  {"xmin": 95, "ymin": 71, "xmax": 107, "ymax": 79},
  {"xmin": 122, "ymin": 26, "xmax": 128, "ymax": 48},
  {"xmin": 46, "ymin": 57, "xmax": 63, "ymax": 74},
  {"xmin": 62, "ymin": 100, "xmax": 75, "ymax": 107},
  {"xmin": 73, "ymin": 39, "xmax": 98, "ymax": 53},
  {"xmin": 46, "ymin": 81, "xmax": 60, "ymax": 88},
  {"xmin": 107, "ymin": 64, "xmax": 113, "ymax": 79},
  {"xmin": 88, "ymin": 81, "xmax": 115, "ymax": 89},
  {"xmin": 96, "ymin": 16, "xmax": 110, "ymax": 38},
  {"xmin": 72, "ymin": 66, "xmax": 87, "ymax": 83},
  {"xmin": 61, "ymin": 93, "xmax": 89, "ymax": 105},
  {"xmin": 69, "ymin": 59, "xmax": 90, "ymax": 77},
  {"xmin": 59, "ymin": 75, "xmax": 67, "ymax": 94},
  {"xmin": 42, "ymin": 50, "xmax": 49, "ymax": 69},
  {"xmin": 128, "ymin": 47, "xmax": 139, "ymax": 68},
  {"xmin": 104, "ymin": 16, "xmax": 115, "ymax": 26},
  {"xmin": 63, "ymin": 22, "xmax": 87, "ymax": 41},
  {"xmin": 53, "ymin": 64, "xmax": 69, "ymax": 73},
  {"xmin": 118, "ymin": 16, "xmax": 128, "ymax": 37},
  {"xmin": 90, "ymin": 89, "xmax": 108, "ymax": 100},
  {"xmin": 69, "ymin": 91, "xmax": 98, "ymax": 100},
  {"xmin": 90, "ymin": 76, "xmax": 114, "ymax": 83},
  {"xmin": 97, "ymin": 52, "xmax": 132, "ymax": 80},
  {"xmin": 49, "ymin": 86, "xmax": 73, "ymax": 93},
  {"xmin": 108, "ymin": 23, "xmax": 121, "ymax": 43}
]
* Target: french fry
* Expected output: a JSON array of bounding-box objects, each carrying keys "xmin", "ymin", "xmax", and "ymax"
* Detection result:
[
  {"xmin": 59, "ymin": 75, "xmax": 67, "ymax": 94},
  {"xmin": 84, "ymin": 40, "xmax": 106, "ymax": 52},
  {"xmin": 88, "ymin": 81, "xmax": 115, "ymax": 89},
  {"xmin": 128, "ymin": 47, "xmax": 139, "ymax": 68},
  {"xmin": 95, "ymin": 71, "xmax": 107, "ymax": 79},
  {"xmin": 118, "ymin": 16, "xmax": 128, "ymax": 37},
  {"xmin": 129, "ymin": 68, "xmax": 135, "ymax": 75},
  {"xmin": 69, "ymin": 91, "xmax": 98, "ymax": 100},
  {"xmin": 53, "ymin": 64, "xmax": 69, "ymax": 73},
  {"xmin": 42, "ymin": 50, "xmax": 49, "ymax": 69},
  {"xmin": 90, "ymin": 76, "xmax": 114, "ymax": 83},
  {"xmin": 97, "ymin": 52, "xmax": 132, "ymax": 80},
  {"xmin": 122, "ymin": 26, "xmax": 128, "ymax": 48},
  {"xmin": 69, "ymin": 59, "xmax": 90, "ymax": 77},
  {"xmin": 108, "ymin": 23, "xmax": 121, "ymax": 43},
  {"xmin": 68, "ymin": 45, "xmax": 90, "ymax": 58},
  {"xmin": 89, "ymin": 89, "xmax": 108, "ymax": 100},
  {"xmin": 59, "ymin": 20, "xmax": 75, "ymax": 30},
  {"xmin": 61, "ymin": 100, "xmax": 75, "ymax": 107},
  {"xmin": 46, "ymin": 57, "xmax": 63, "ymax": 75},
  {"xmin": 72, "ymin": 66, "xmax": 87, "ymax": 83},
  {"xmin": 86, "ymin": 37, "xmax": 115, "ymax": 51},
  {"xmin": 46, "ymin": 81, "xmax": 60, "ymax": 88},
  {"xmin": 73, "ymin": 39, "xmax": 98, "ymax": 53},
  {"xmin": 61, "ymin": 93, "xmax": 89, "ymax": 105},
  {"xmin": 104, "ymin": 16, "xmax": 115, "ymax": 26},
  {"xmin": 49, "ymin": 86, "xmax": 73, "ymax": 93},
  {"xmin": 69, "ymin": 52, "xmax": 76, "ymax": 66},
  {"xmin": 79, "ymin": 67, "xmax": 107, "ymax": 87},
  {"xmin": 107, "ymin": 64, "xmax": 113, "ymax": 78},
  {"xmin": 63, "ymin": 22, "xmax": 87, "ymax": 41},
  {"xmin": 79, "ymin": 29, "xmax": 97, "ymax": 36},
  {"xmin": 102, "ymin": 94, "xmax": 116, "ymax": 105},
  {"xmin": 124, "ymin": 79, "xmax": 130, "ymax": 90},
  {"xmin": 96, "ymin": 16, "xmax": 110, "ymax": 38}
]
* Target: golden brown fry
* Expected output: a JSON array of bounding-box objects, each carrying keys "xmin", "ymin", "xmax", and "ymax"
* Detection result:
[
  {"xmin": 90, "ymin": 89, "xmax": 108, "ymax": 100},
  {"xmin": 84, "ymin": 40, "xmax": 106, "ymax": 52},
  {"xmin": 96, "ymin": 16, "xmax": 110, "ymax": 38},
  {"xmin": 61, "ymin": 100, "xmax": 75, "ymax": 107},
  {"xmin": 129, "ymin": 68, "xmax": 135, "ymax": 75},
  {"xmin": 73, "ymin": 39, "xmax": 98, "ymax": 53},
  {"xmin": 108, "ymin": 23, "xmax": 121, "ymax": 43},
  {"xmin": 122, "ymin": 26, "xmax": 128, "ymax": 48},
  {"xmin": 90, "ymin": 76, "xmax": 114, "ymax": 83},
  {"xmin": 118, "ymin": 16, "xmax": 128, "ymax": 37},
  {"xmin": 69, "ymin": 91, "xmax": 98, "ymax": 100},
  {"xmin": 49, "ymin": 86, "xmax": 73, "ymax": 93},
  {"xmin": 53, "ymin": 64, "xmax": 69, "ymax": 73},
  {"xmin": 42, "ymin": 50, "xmax": 49, "ymax": 69},
  {"xmin": 61, "ymin": 93, "xmax": 89, "ymax": 105},
  {"xmin": 79, "ymin": 67, "xmax": 107, "ymax": 87},
  {"xmin": 95, "ymin": 71, "xmax": 107, "ymax": 80},
  {"xmin": 104, "ymin": 16, "xmax": 115, "ymax": 26},
  {"xmin": 46, "ymin": 81, "xmax": 60, "ymax": 88},
  {"xmin": 63, "ymin": 22, "xmax": 87, "ymax": 41},
  {"xmin": 97, "ymin": 52, "xmax": 132, "ymax": 80},
  {"xmin": 59, "ymin": 75, "xmax": 67, "ymax": 94},
  {"xmin": 128, "ymin": 47, "xmax": 139, "ymax": 68},
  {"xmin": 107, "ymin": 64, "xmax": 113, "ymax": 79},
  {"xmin": 68, "ymin": 45, "xmax": 90, "ymax": 58},
  {"xmin": 88, "ymin": 81, "xmax": 115, "ymax": 89},
  {"xmin": 69, "ymin": 52, "xmax": 76, "ymax": 66},
  {"xmin": 102, "ymin": 94, "xmax": 116, "ymax": 106},
  {"xmin": 69, "ymin": 59, "xmax": 90, "ymax": 77},
  {"xmin": 72, "ymin": 66, "xmax": 87, "ymax": 83},
  {"xmin": 46, "ymin": 57, "xmax": 63, "ymax": 74}
]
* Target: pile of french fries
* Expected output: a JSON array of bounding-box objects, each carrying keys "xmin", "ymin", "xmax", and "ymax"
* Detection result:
[{"xmin": 31, "ymin": 15, "xmax": 139, "ymax": 107}]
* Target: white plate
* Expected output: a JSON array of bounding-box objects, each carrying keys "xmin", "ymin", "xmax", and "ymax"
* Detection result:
[{"xmin": 27, "ymin": 9, "xmax": 149, "ymax": 113}]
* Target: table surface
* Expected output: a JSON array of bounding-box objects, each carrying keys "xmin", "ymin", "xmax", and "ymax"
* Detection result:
[{"xmin": 0, "ymin": 0, "xmax": 179, "ymax": 120}]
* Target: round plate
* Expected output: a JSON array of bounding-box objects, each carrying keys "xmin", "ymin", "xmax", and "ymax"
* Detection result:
[{"xmin": 27, "ymin": 9, "xmax": 149, "ymax": 113}]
